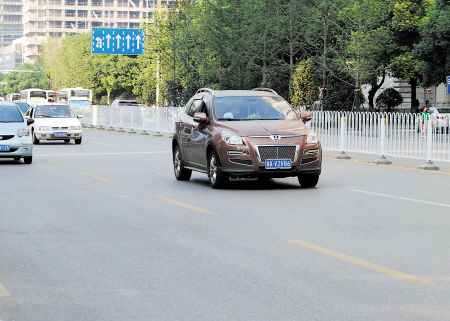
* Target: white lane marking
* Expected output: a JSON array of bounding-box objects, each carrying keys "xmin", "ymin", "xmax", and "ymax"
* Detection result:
[
  {"xmin": 35, "ymin": 151, "xmax": 170, "ymax": 157},
  {"xmin": 350, "ymin": 189, "xmax": 450, "ymax": 209},
  {"xmin": 91, "ymin": 142, "xmax": 117, "ymax": 147},
  {"xmin": 0, "ymin": 281, "xmax": 11, "ymax": 297}
]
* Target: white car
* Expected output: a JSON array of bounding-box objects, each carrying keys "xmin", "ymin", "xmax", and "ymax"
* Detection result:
[
  {"xmin": 27, "ymin": 103, "xmax": 83, "ymax": 144},
  {"xmin": 429, "ymin": 107, "xmax": 450, "ymax": 132}
]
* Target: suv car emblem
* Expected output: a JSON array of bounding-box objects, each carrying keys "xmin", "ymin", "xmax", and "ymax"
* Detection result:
[
  {"xmin": 0, "ymin": 136, "xmax": 3, "ymax": 140},
  {"xmin": 270, "ymin": 135, "xmax": 281, "ymax": 141}
]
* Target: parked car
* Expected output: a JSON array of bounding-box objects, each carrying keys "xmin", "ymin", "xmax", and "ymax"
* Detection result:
[
  {"xmin": 429, "ymin": 107, "xmax": 449, "ymax": 132},
  {"xmin": 172, "ymin": 88, "xmax": 322, "ymax": 188},
  {"xmin": 13, "ymin": 101, "xmax": 31, "ymax": 114},
  {"xmin": 111, "ymin": 99, "xmax": 139, "ymax": 107},
  {"xmin": 0, "ymin": 102, "xmax": 34, "ymax": 164},
  {"xmin": 27, "ymin": 103, "xmax": 83, "ymax": 144}
]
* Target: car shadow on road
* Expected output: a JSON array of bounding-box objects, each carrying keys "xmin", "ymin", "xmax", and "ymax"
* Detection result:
[
  {"xmin": 189, "ymin": 178, "xmax": 302, "ymax": 190},
  {"xmin": 0, "ymin": 159, "xmax": 26, "ymax": 165}
]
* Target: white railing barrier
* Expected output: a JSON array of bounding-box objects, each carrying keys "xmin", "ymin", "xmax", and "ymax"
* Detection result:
[
  {"xmin": 419, "ymin": 119, "xmax": 440, "ymax": 170},
  {"xmin": 373, "ymin": 118, "xmax": 392, "ymax": 164},
  {"xmin": 310, "ymin": 110, "xmax": 449, "ymax": 166},
  {"xmin": 335, "ymin": 116, "xmax": 350, "ymax": 159}
]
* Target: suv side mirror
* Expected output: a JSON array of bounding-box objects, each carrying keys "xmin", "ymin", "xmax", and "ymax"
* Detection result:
[
  {"xmin": 27, "ymin": 118, "xmax": 34, "ymax": 126},
  {"xmin": 193, "ymin": 112, "xmax": 208, "ymax": 124},
  {"xmin": 77, "ymin": 115, "xmax": 83, "ymax": 119},
  {"xmin": 301, "ymin": 111, "xmax": 312, "ymax": 122}
]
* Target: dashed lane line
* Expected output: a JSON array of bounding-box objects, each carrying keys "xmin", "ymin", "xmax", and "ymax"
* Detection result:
[
  {"xmin": 350, "ymin": 188, "xmax": 450, "ymax": 209},
  {"xmin": 154, "ymin": 196, "xmax": 216, "ymax": 215},
  {"xmin": 290, "ymin": 240, "xmax": 434, "ymax": 286},
  {"xmin": 80, "ymin": 172, "xmax": 115, "ymax": 184},
  {"xmin": 0, "ymin": 281, "xmax": 11, "ymax": 297}
]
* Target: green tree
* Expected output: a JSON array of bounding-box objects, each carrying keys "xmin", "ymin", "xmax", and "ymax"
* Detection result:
[
  {"xmin": 415, "ymin": 0, "xmax": 450, "ymax": 86},
  {"xmin": 389, "ymin": 0, "xmax": 432, "ymax": 112},
  {"xmin": 376, "ymin": 87, "xmax": 403, "ymax": 111},
  {"xmin": 2, "ymin": 63, "xmax": 49, "ymax": 94},
  {"xmin": 290, "ymin": 59, "xmax": 317, "ymax": 109}
]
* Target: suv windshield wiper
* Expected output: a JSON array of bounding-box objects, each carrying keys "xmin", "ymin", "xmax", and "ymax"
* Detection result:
[
  {"xmin": 35, "ymin": 115, "xmax": 52, "ymax": 118},
  {"xmin": 0, "ymin": 120, "xmax": 21, "ymax": 123},
  {"xmin": 217, "ymin": 118, "xmax": 243, "ymax": 121}
]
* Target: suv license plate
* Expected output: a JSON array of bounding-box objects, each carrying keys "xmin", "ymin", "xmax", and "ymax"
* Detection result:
[
  {"xmin": 0, "ymin": 145, "xmax": 10, "ymax": 152},
  {"xmin": 265, "ymin": 159, "xmax": 291, "ymax": 169},
  {"xmin": 54, "ymin": 132, "xmax": 68, "ymax": 137}
]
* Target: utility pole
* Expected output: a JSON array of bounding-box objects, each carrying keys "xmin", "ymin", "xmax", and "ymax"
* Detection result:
[{"xmin": 321, "ymin": 0, "xmax": 328, "ymax": 111}]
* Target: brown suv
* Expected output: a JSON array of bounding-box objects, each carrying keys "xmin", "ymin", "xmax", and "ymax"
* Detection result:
[{"xmin": 172, "ymin": 88, "xmax": 322, "ymax": 188}]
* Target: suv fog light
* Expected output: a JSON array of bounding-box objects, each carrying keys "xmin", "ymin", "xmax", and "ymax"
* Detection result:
[{"xmin": 228, "ymin": 150, "xmax": 249, "ymax": 156}]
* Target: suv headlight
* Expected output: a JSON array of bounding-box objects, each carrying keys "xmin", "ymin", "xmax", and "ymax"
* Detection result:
[
  {"xmin": 17, "ymin": 127, "xmax": 29, "ymax": 137},
  {"xmin": 39, "ymin": 126, "xmax": 51, "ymax": 131},
  {"xmin": 306, "ymin": 131, "xmax": 319, "ymax": 144},
  {"xmin": 69, "ymin": 126, "xmax": 81, "ymax": 130},
  {"xmin": 221, "ymin": 130, "xmax": 244, "ymax": 145}
]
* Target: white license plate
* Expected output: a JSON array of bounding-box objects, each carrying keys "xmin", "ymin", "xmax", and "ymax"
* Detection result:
[
  {"xmin": 54, "ymin": 132, "xmax": 68, "ymax": 137},
  {"xmin": 0, "ymin": 145, "xmax": 10, "ymax": 152},
  {"xmin": 265, "ymin": 159, "xmax": 291, "ymax": 169}
]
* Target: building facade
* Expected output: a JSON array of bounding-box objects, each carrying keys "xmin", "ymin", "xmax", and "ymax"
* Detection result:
[{"xmin": 0, "ymin": 0, "xmax": 23, "ymax": 47}]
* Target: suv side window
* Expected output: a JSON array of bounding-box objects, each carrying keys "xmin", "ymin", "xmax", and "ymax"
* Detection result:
[
  {"xmin": 184, "ymin": 98, "xmax": 194, "ymax": 116},
  {"xmin": 188, "ymin": 99, "xmax": 204, "ymax": 117}
]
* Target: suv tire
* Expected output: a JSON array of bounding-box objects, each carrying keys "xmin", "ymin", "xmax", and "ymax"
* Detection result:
[
  {"xmin": 173, "ymin": 145, "xmax": 192, "ymax": 181},
  {"xmin": 23, "ymin": 156, "xmax": 32, "ymax": 164},
  {"xmin": 298, "ymin": 174, "xmax": 319, "ymax": 188},
  {"xmin": 208, "ymin": 150, "xmax": 226, "ymax": 188}
]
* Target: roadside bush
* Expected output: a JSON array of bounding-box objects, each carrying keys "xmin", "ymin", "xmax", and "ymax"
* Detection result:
[{"xmin": 376, "ymin": 88, "xmax": 403, "ymax": 112}]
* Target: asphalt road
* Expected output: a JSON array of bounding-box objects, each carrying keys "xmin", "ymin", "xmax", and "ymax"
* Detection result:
[{"xmin": 1, "ymin": 128, "xmax": 450, "ymax": 321}]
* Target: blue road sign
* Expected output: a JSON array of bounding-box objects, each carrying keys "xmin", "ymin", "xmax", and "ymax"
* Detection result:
[
  {"xmin": 92, "ymin": 28, "xmax": 145, "ymax": 55},
  {"xmin": 447, "ymin": 76, "xmax": 450, "ymax": 95}
]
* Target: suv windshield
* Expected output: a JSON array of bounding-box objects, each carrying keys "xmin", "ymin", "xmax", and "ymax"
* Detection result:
[
  {"xmin": 0, "ymin": 105, "xmax": 24, "ymax": 123},
  {"xmin": 34, "ymin": 105, "xmax": 74, "ymax": 118},
  {"xmin": 213, "ymin": 96, "xmax": 298, "ymax": 121}
]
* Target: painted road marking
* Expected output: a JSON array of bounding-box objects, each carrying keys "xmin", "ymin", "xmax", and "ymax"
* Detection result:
[
  {"xmin": 81, "ymin": 172, "xmax": 115, "ymax": 184},
  {"xmin": 35, "ymin": 151, "xmax": 170, "ymax": 157},
  {"xmin": 290, "ymin": 240, "xmax": 433, "ymax": 285},
  {"xmin": 323, "ymin": 156, "xmax": 450, "ymax": 175},
  {"xmin": 38, "ymin": 158, "xmax": 60, "ymax": 165},
  {"xmin": 0, "ymin": 281, "xmax": 11, "ymax": 297},
  {"xmin": 154, "ymin": 196, "xmax": 216, "ymax": 215},
  {"xmin": 350, "ymin": 189, "xmax": 450, "ymax": 209}
]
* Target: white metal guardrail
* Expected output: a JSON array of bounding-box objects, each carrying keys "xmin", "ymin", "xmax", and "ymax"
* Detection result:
[
  {"xmin": 309, "ymin": 111, "xmax": 450, "ymax": 163},
  {"xmin": 72, "ymin": 106, "xmax": 449, "ymax": 164},
  {"xmin": 72, "ymin": 105, "xmax": 182, "ymax": 136}
]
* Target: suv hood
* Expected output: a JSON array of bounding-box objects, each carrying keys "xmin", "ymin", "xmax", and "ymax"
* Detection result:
[
  {"xmin": 0, "ymin": 122, "xmax": 26, "ymax": 135},
  {"xmin": 216, "ymin": 119, "xmax": 308, "ymax": 136},
  {"xmin": 33, "ymin": 118, "xmax": 81, "ymax": 127}
]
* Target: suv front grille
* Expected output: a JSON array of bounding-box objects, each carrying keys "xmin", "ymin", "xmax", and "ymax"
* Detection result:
[
  {"xmin": 256, "ymin": 145, "xmax": 298, "ymax": 162},
  {"xmin": 0, "ymin": 135, "xmax": 14, "ymax": 141}
]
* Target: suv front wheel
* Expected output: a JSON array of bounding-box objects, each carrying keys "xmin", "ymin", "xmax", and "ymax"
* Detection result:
[
  {"xmin": 298, "ymin": 174, "xmax": 319, "ymax": 188},
  {"xmin": 173, "ymin": 145, "xmax": 192, "ymax": 181},
  {"xmin": 208, "ymin": 150, "xmax": 227, "ymax": 188}
]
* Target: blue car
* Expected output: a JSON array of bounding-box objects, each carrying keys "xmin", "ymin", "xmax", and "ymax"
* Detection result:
[{"xmin": 0, "ymin": 102, "xmax": 34, "ymax": 164}]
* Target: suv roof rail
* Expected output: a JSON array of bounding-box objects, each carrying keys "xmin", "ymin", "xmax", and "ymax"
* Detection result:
[
  {"xmin": 196, "ymin": 88, "xmax": 215, "ymax": 95},
  {"xmin": 252, "ymin": 87, "xmax": 278, "ymax": 95}
]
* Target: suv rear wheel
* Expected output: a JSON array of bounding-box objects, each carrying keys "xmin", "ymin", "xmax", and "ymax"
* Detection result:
[
  {"xmin": 173, "ymin": 145, "xmax": 192, "ymax": 181},
  {"xmin": 298, "ymin": 174, "xmax": 319, "ymax": 188},
  {"xmin": 208, "ymin": 150, "xmax": 226, "ymax": 188}
]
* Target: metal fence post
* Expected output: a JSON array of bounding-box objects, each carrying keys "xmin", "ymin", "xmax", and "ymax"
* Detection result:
[
  {"xmin": 419, "ymin": 119, "xmax": 439, "ymax": 170},
  {"xmin": 335, "ymin": 116, "xmax": 350, "ymax": 159},
  {"xmin": 373, "ymin": 118, "xmax": 391, "ymax": 164}
]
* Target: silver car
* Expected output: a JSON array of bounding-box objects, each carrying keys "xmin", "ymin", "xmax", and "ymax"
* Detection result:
[{"xmin": 0, "ymin": 102, "xmax": 34, "ymax": 164}]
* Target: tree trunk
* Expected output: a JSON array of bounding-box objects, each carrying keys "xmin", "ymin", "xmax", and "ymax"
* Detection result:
[
  {"xmin": 410, "ymin": 77, "xmax": 418, "ymax": 113},
  {"xmin": 322, "ymin": 0, "xmax": 328, "ymax": 111},
  {"xmin": 368, "ymin": 71, "xmax": 386, "ymax": 111}
]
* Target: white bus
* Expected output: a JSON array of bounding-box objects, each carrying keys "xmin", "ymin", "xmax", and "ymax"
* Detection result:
[
  {"xmin": 58, "ymin": 87, "xmax": 92, "ymax": 108},
  {"xmin": 6, "ymin": 93, "xmax": 20, "ymax": 101},
  {"xmin": 19, "ymin": 88, "xmax": 47, "ymax": 106}
]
